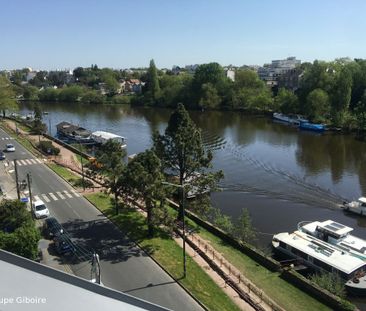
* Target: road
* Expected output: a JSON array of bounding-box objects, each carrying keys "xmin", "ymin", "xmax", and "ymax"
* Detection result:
[{"xmin": 0, "ymin": 128, "xmax": 204, "ymax": 311}]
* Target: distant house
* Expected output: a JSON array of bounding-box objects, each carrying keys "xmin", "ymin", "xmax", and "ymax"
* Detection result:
[
  {"xmin": 225, "ymin": 68, "xmax": 235, "ymax": 81},
  {"xmin": 124, "ymin": 79, "xmax": 144, "ymax": 94},
  {"xmin": 185, "ymin": 64, "xmax": 199, "ymax": 74},
  {"xmin": 26, "ymin": 71, "xmax": 37, "ymax": 82}
]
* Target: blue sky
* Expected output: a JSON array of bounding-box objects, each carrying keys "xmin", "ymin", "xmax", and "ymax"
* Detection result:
[{"xmin": 0, "ymin": 0, "xmax": 364, "ymax": 70}]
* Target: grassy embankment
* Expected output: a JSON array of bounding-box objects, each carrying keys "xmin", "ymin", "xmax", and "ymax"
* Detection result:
[
  {"xmin": 85, "ymin": 192, "xmax": 241, "ymax": 311},
  {"xmin": 88, "ymin": 191, "xmax": 333, "ymax": 311}
]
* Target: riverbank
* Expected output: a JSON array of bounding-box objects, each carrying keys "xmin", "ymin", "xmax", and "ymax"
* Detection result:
[{"xmin": 1, "ymin": 117, "xmax": 349, "ymax": 311}]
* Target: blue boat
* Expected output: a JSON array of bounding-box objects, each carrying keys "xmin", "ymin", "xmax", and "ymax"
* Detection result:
[{"xmin": 299, "ymin": 122, "xmax": 325, "ymax": 132}]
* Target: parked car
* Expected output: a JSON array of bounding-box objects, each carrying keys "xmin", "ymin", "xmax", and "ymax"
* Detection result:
[
  {"xmin": 43, "ymin": 217, "xmax": 63, "ymax": 239},
  {"xmin": 5, "ymin": 144, "xmax": 15, "ymax": 152},
  {"xmin": 54, "ymin": 236, "xmax": 74, "ymax": 255},
  {"xmin": 32, "ymin": 199, "xmax": 50, "ymax": 219},
  {"xmin": 0, "ymin": 151, "xmax": 5, "ymax": 160}
]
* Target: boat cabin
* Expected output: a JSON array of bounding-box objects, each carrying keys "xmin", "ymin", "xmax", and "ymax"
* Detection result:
[{"xmin": 273, "ymin": 230, "xmax": 366, "ymax": 280}]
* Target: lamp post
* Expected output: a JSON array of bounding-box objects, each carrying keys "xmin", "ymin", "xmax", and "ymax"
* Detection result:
[{"xmin": 162, "ymin": 181, "xmax": 187, "ymax": 278}]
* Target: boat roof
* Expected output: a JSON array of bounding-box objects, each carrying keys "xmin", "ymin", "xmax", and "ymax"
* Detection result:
[
  {"xmin": 302, "ymin": 220, "xmax": 366, "ymax": 257},
  {"xmin": 302, "ymin": 220, "xmax": 353, "ymax": 237},
  {"xmin": 91, "ymin": 131, "xmax": 125, "ymax": 140},
  {"xmin": 274, "ymin": 231, "xmax": 366, "ymax": 274},
  {"xmin": 359, "ymin": 197, "xmax": 366, "ymax": 204}
]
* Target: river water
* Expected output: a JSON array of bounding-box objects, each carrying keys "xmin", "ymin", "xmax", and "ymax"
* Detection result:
[{"xmin": 19, "ymin": 102, "xmax": 366, "ymax": 244}]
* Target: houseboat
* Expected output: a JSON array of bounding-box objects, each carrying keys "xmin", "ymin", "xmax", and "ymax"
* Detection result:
[
  {"xmin": 298, "ymin": 220, "xmax": 366, "ymax": 260},
  {"xmin": 56, "ymin": 122, "xmax": 93, "ymax": 143},
  {"xmin": 343, "ymin": 197, "xmax": 366, "ymax": 216},
  {"xmin": 90, "ymin": 131, "xmax": 127, "ymax": 149},
  {"xmin": 272, "ymin": 230, "xmax": 366, "ymax": 295}
]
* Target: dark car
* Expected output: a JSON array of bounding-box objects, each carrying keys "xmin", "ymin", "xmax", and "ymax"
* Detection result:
[
  {"xmin": 54, "ymin": 235, "xmax": 75, "ymax": 255},
  {"xmin": 0, "ymin": 151, "xmax": 5, "ymax": 160},
  {"xmin": 43, "ymin": 217, "xmax": 63, "ymax": 239}
]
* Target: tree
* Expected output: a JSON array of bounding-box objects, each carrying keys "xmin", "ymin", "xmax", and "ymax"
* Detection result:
[
  {"xmin": 124, "ymin": 150, "xmax": 166, "ymax": 237},
  {"xmin": 95, "ymin": 140, "xmax": 126, "ymax": 214},
  {"xmin": 198, "ymin": 83, "xmax": 221, "ymax": 110},
  {"xmin": 192, "ymin": 63, "xmax": 226, "ymax": 107},
  {"xmin": 275, "ymin": 88, "xmax": 299, "ymax": 114},
  {"xmin": 153, "ymin": 103, "xmax": 223, "ymax": 220},
  {"xmin": 331, "ymin": 67, "xmax": 352, "ymax": 126},
  {"xmin": 144, "ymin": 59, "xmax": 161, "ymax": 104},
  {"xmin": 0, "ymin": 200, "xmax": 32, "ymax": 232},
  {"xmin": 305, "ymin": 89, "xmax": 330, "ymax": 122},
  {"xmin": 31, "ymin": 103, "xmax": 46, "ymax": 134},
  {"xmin": 234, "ymin": 208, "xmax": 256, "ymax": 242},
  {"xmin": 355, "ymin": 90, "xmax": 366, "ymax": 138},
  {"xmin": 22, "ymin": 85, "xmax": 39, "ymax": 100},
  {"xmin": 0, "ymin": 75, "xmax": 17, "ymax": 116},
  {"xmin": 0, "ymin": 200, "xmax": 40, "ymax": 260}
]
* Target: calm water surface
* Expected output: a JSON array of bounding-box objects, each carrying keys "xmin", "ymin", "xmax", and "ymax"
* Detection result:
[{"xmin": 19, "ymin": 103, "xmax": 366, "ymax": 243}]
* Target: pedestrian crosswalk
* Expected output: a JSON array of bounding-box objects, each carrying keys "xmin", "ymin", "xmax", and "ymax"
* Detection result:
[
  {"xmin": 0, "ymin": 137, "xmax": 13, "ymax": 141},
  {"xmin": 10, "ymin": 158, "xmax": 42, "ymax": 166},
  {"xmin": 33, "ymin": 190, "xmax": 81, "ymax": 203}
]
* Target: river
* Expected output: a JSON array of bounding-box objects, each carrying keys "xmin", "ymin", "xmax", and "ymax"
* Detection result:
[{"xmin": 18, "ymin": 102, "xmax": 366, "ymax": 244}]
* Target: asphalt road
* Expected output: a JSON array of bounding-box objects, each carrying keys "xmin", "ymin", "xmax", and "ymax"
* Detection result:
[{"xmin": 0, "ymin": 128, "xmax": 204, "ymax": 311}]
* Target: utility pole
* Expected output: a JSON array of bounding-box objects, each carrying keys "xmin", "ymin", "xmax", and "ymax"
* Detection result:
[
  {"xmin": 27, "ymin": 173, "xmax": 33, "ymax": 210},
  {"xmin": 48, "ymin": 118, "xmax": 51, "ymax": 135},
  {"xmin": 79, "ymin": 143, "xmax": 85, "ymax": 191},
  {"xmin": 14, "ymin": 159, "xmax": 20, "ymax": 200}
]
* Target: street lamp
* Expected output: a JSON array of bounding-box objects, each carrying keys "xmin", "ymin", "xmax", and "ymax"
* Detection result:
[{"xmin": 161, "ymin": 181, "xmax": 187, "ymax": 278}]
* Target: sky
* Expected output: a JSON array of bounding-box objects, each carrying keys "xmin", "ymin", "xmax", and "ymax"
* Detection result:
[{"xmin": 0, "ymin": 0, "xmax": 365, "ymax": 70}]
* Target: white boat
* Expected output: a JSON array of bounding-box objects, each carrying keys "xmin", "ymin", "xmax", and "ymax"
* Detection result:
[
  {"xmin": 272, "ymin": 113, "xmax": 308, "ymax": 126},
  {"xmin": 272, "ymin": 230, "xmax": 366, "ymax": 295},
  {"xmin": 343, "ymin": 197, "xmax": 366, "ymax": 216},
  {"xmin": 298, "ymin": 220, "xmax": 366, "ymax": 260},
  {"xmin": 91, "ymin": 131, "xmax": 127, "ymax": 149}
]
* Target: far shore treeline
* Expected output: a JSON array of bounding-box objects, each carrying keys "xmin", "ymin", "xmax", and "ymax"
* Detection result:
[{"xmin": 2, "ymin": 58, "xmax": 366, "ymax": 135}]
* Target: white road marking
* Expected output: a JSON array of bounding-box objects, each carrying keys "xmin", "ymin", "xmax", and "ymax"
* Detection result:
[
  {"xmin": 63, "ymin": 190, "xmax": 73, "ymax": 198},
  {"xmin": 56, "ymin": 191, "xmax": 66, "ymax": 200},
  {"xmin": 20, "ymin": 160, "xmax": 27, "ymax": 165},
  {"xmin": 49, "ymin": 193, "xmax": 58, "ymax": 201},
  {"xmin": 36, "ymin": 159, "xmax": 42, "ymax": 163},
  {"xmin": 30, "ymin": 159, "xmax": 37, "ymax": 164},
  {"xmin": 34, "ymin": 195, "xmax": 40, "ymax": 201},
  {"xmin": 42, "ymin": 194, "xmax": 50, "ymax": 202},
  {"xmin": 71, "ymin": 190, "xmax": 81, "ymax": 197},
  {"xmin": 25, "ymin": 159, "xmax": 32, "ymax": 165},
  {"xmin": 16, "ymin": 161, "xmax": 22, "ymax": 166}
]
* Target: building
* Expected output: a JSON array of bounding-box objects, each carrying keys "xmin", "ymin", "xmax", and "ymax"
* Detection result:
[
  {"xmin": 124, "ymin": 79, "xmax": 144, "ymax": 94},
  {"xmin": 0, "ymin": 249, "xmax": 168, "ymax": 311},
  {"xmin": 258, "ymin": 57, "xmax": 301, "ymax": 88},
  {"xmin": 224, "ymin": 68, "xmax": 235, "ymax": 81},
  {"xmin": 185, "ymin": 64, "xmax": 199, "ymax": 74}
]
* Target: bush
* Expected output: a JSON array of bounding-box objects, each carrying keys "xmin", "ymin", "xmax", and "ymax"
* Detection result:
[{"xmin": 38, "ymin": 140, "xmax": 60, "ymax": 155}]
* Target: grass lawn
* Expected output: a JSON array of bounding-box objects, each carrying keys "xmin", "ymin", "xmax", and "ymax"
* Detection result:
[
  {"xmin": 85, "ymin": 192, "xmax": 241, "ymax": 311},
  {"xmin": 196, "ymin": 227, "xmax": 333, "ymax": 311},
  {"xmin": 47, "ymin": 163, "xmax": 79, "ymax": 183},
  {"xmin": 160, "ymin": 204, "xmax": 332, "ymax": 311}
]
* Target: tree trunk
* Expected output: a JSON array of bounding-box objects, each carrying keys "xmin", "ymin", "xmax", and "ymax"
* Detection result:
[
  {"xmin": 114, "ymin": 192, "xmax": 119, "ymax": 215},
  {"xmin": 177, "ymin": 172, "xmax": 184, "ymax": 220},
  {"xmin": 147, "ymin": 203, "xmax": 154, "ymax": 237}
]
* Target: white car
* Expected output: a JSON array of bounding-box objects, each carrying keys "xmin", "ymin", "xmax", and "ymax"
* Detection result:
[
  {"xmin": 6, "ymin": 144, "xmax": 15, "ymax": 152},
  {"xmin": 32, "ymin": 200, "xmax": 50, "ymax": 219}
]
